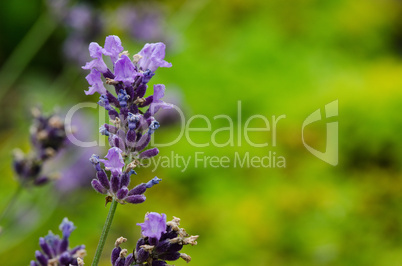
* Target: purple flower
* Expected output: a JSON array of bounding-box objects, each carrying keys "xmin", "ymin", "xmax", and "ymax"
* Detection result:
[
  {"xmin": 137, "ymin": 212, "xmax": 167, "ymax": 240},
  {"xmin": 146, "ymin": 177, "xmax": 162, "ymax": 188},
  {"xmin": 31, "ymin": 218, "xmax": 85, "ymax": 266},
  {"xmin": 59, "ymin": 217, "xmax": 76, "ymax": 238},
  {"xmin": 148, "ymin": 84, "xmax": 174, "ymax": 115},
  {"xmin": 85, "ymin": 68, "xmax": 107, "ymax": 95},
  {"xmin": 138, "ymin": 43, "xmax": 172, "ymax": 72},
  {"xmin": 103, "ymin": 35, "xmax": 124, "ymax": 63},
  {"xmin": 65, "ymin": 4, "xmax": 92, "ymax": 30},
  {"xmin": 82, "ymin": 42, "xmax": 108, "ymax": 73},
  {"xmin": 114, "ymin": 54, "xmax": 138, "ymax": 87},
  {"xmin": 134, "ymin": 215, "xmax": 199, "ymax": 265},
  {"xmin": 99, "ymin": 147, "xmax": 125, "ymax": 175}
]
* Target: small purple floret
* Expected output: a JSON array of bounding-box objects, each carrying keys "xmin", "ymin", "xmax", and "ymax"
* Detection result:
[
  {"xmin": 137, "ymin": 42, "xmax": 172, "ymax": 72},
  {"xmin": 85, "ymin": 68, "xmax": 107, "ymax": 95},
  {"xmin": 103, "ymin": 35, "xmax": 124, "ymax": 63},
  {"xmin": 114, "ymin": 54, "xmax": 138, "ymax": 87},
  {"xmin": 59, "ymin": 217, "xmax": 76, "ymax": 238},
  {"xmin": 82, "ymin": 42, "xmax": 108, "ymax": 73},
  {"xmin": 99, "ymin": 147, "xmax": 125, "ymax": 175},
  {"xmin": 137, "ymin": 212, "xmax": 167, "ymax": 240}
]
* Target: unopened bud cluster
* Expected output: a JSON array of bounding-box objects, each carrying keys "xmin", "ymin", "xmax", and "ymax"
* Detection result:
[{"xmin": 30, "ymin": 218, "xmax": 86, "ymax": 266}]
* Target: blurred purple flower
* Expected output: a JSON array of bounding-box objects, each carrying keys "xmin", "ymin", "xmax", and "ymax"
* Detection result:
[
  {"xmin": 114, "ymin": 3, "xmax": 166, "ymax": 42},
  {"xmin": 65, "ymin": 4, "xmax": 92, "ymax": 30}
]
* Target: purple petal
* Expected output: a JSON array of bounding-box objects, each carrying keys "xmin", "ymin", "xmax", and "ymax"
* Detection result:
[
  {"xmin": 82, "ymin": 42, "xmax": 108, "ymax": 73},
  {"xmin": 110, "ymin": 174, "xmax": 120, "ymax": 194},
  {"xmin": 128, "ymin": 183, "xmax": 147, "ymax": 196},
  {"xmin": 99, "ymin": 147, "xmax": 125, "ymax": 175},
  {"xmin": 138, "ymin": 42, "xmax": 172, "ymax": 72},
  {"xmin": 148, "ymin": 84, "xmax": 174, "ymax": 115},
  {"xmin": 35, "ymin": 250, "xmax": 48, "ymax": 266},
  {"xmin": 146, "ymin": 177, "xmax": 161, "ymax": 188},
  {"xmin": 111, "ymin": 247, "xmax": 121, "ymax": 265},
  {"xmin": 114, "ymin": 54, "xmax": 137, "ymax": 87},
  {"xmin": 85, "ymin": 68, "xmax": 106, "ymax": 95},
  {"xmin": 125, "ymin": 195, "xmax": 146, "ymax": 204},
  {"xmin": 59, "ymin": 218, "xmax": 75, "ymax": 238},
  {"xmin": 92, "ymin": 179, "xmax": 107, "ymax": 194},
  {"xmin": 116, "ymin": 186, "xmax": 129, "ymax": 200},
  {"xmin": 139, "ymin": 148, "xmax": 159, "ymax": 159},
  {"xmin": 103, "ymin": 35, "xmax": 124, "ymax": 63},
  {"xmin": 124, "ymin": 253, "xmax": 134, "ymax": 266},
  {"xmin": 39, "ymin": 237, "xmax": 52, "ymax": 258},
  {"xmin": 136, "ymin": 212, "xmax": 167, "ymax": 240},
  {"xmin": 153, "ymin": 84, "xmax": 165, "ymax": 101},
  {"xmin": 96, "ymin": 170, "xmax": 110, "ymax": 190}
]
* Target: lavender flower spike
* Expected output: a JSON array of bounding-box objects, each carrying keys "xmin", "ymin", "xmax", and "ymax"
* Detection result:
[
  {"xmin": 137, "ymin": 212, "xmax": 167, "ymax": 240},
  {"xmin": 137, "ymin": 42, "xmax": 172, "ymax": 72},
  {"xmin": 99, "ymin": 147, "xmax": 125, "ymax": 175}
]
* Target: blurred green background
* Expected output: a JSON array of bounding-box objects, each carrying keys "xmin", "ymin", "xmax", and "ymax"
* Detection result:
[{"xmin": 1, "ymin": 0, "xmax": 402, "ymax": 265}]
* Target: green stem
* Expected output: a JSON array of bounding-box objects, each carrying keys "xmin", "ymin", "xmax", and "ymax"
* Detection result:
[
  {"xmin": 0, "ymin": 185, "xmax": 23, "ymax": 229},
  {"xmin": 0, "ymin": 12, "xmax": 57, "ymax": 100},
  {"xmin": 92, "ymin": 199, "xmax": 118, "ymax": 266}
]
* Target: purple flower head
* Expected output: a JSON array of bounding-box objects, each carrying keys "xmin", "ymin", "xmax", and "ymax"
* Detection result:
[
  {"xmin": 85, "ymin": 68, "xmax": 107, "ymax": 95},
  {"xmin": 59, "ymin": 217, "xmax": 76, "ymax": 238},
  {"xmin": 99, "ymin": 147, "xmax": 125, "ymax": 175},
  {"xmin": 13, "ymin": 109, "xmax": 69, "ymax": 187},
  {"xmin": 137, "ymin": 212, "xmax": 167, "ymax": 240},
  {"xmin": 82, "ymin": 42, "xmax": 108, "ymax": 73},
  {"xmin": 114, "ymin": 54, "xmax": 138, "ymax": 87},
  {"xmin": 103, "ymin": 35, "xmax": 124, "ymax": 63},
  {"xmin": 137, "ymin": 42, "xmax": 172, "ymax": 72},
  {"xmin": 149, "ymin": 84, "xmax": 174, "ymax": 115},
  {"xmin": 134, "ymin": 215, "xmax": 199, "ymax": 265},
  {"xmin": 66, "ymin": 4, "xmax": 92, "ymax": 30},
  {"xmin": 31, "ymin": 218, "xmax": 85, "ymax": 266}
]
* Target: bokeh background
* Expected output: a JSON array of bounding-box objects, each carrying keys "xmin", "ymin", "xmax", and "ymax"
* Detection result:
[{"xmin": 1, "ymin": 0, "xmax": 402, "ymax": 265}]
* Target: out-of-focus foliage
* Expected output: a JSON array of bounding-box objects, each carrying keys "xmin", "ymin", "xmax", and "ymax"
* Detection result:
[{"xmin": 0, "ymin": 0, "xmax": 402, "ymax": 265}]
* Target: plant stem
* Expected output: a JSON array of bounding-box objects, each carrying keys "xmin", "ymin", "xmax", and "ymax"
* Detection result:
[
  {"xmin": 92, "ymin": 199, "xmax": 118, "ymax": 266},
  {"xmin": 0, "ymin": 185, "xmax": 23, "ymax": 228}
]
